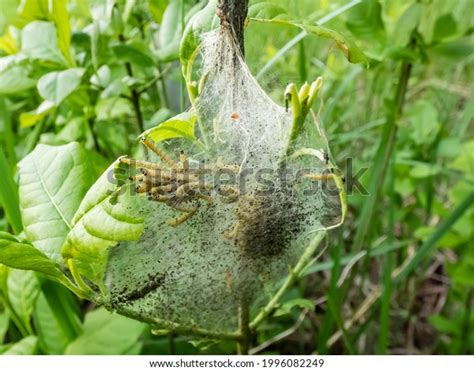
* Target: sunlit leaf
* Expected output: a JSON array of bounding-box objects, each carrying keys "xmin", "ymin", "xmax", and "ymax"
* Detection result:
[
  {"xmin": 2, "ymin": 335, "xmax": 38, "ymax": 355},
  {"xmin": 21, "ymin": 21, "xmax": 66, "ymax": 65},
  {"xmin": 158, "ymin": 1, "xmax": 203, "ymax": 62},
  {"xmin": 345, "ymin": 0, "xmax": 386, "ymax": 59},
  {"xmin": 0, "ymin": 30, "xmax": 18, "ymax": 55},
  {"xmin": 250, "ymin": 18, "xmax": 369, "ymax": 66},
  {"xmin": 0, "ymin": 61, "xmax": 36, "ymax": 95},
  {"xmin": 18, "ymin": 143, "xmax": 99, "ymax": 263},
  {"xmin": 37, "ymin": 68, "xmax": 85, "ymax": 105},
  {"xmin": 393, "ymin": 3, "xmax": 421, "ymax": 47},
  {"xmin": 62, "ymin": 161, "xmax": 145, "ymax": 288},
  {"xmin": 0, "ymin": 232, "xmax": 70, "ymax": 286},
  {"xmin": 141, "ymin": 111, "xmax": 197, "ymax": 143},
  {"xmin": 248, "ymin": 2, "xmax": 288, "ymax": 20},
  {"xmin": 50, "ymin": 0, "xmax": 73, "ymax": 65},
  {"xmin": 7, "ymin": 269, "xmax": 39, "ymax": 331},
  {"xmin": 148, "ymin": 0, "xmax": 168, "ymax": 23},
  {"xmin": 19, "ymin": 111, "xmax": 46, "ymax": 128},
  {"xmin": 180, "ymin": 0, "xmax": 219, "ymax": 78}
]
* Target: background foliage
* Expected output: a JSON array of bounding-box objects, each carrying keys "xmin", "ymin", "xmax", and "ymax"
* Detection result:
[{"xmin": 0, "ymin": 0, "xmax": 473, "ymax": 355}]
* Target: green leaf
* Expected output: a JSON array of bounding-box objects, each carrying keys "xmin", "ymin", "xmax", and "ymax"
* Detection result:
[
  {"xmin": 37, "ymin": 68, "xmax": 85, "ymax": 105},
  {"xmin": 0, "ymin": 0, "xmax": 20, "ymax": 34},
  {"xmin": 417, "ymin": 0, "xmax": 468, "ymax": 44},
  {"xmin": 248, "ymin": 2, "xmax": 288, "ymax": 19},
  {"xmin": 7, "ymin": 269, "xmax": 40, "ymax": 333},
  {"xmin": 250, "ymin": 18, "xmax": 369, "ymax": 66},
  {"xmin": 450, "ymin": 140, "xmax": 474, "ymax": 177},
  {"xmin": 19, "ymin": 101, "xmax": 55, "ymax": 128},
  {"xmin": 149, "ymin": 0, "xmax": 168, "ymax": 23},
  {"xmin": 50, "ymin": 0, "xmax": 73, "ymax": 65},
  {"xmin": 393, "ymin": 3, "xmax": 421, "ymax": 47},
  {"xmin": 21, "ymin": 21, "xmax": 66, "ymax": 65},
  {"xmin": 0, "ymin": 60, "xmax": 36, "ymax": 95},
  {"xmin": 112, "ymin": 41, "xmax": 156, "ymax": 67},
  {"xmin": 0, "ymin": 232, "xmax": 73, "ymax": 288},
  {"xmin": 18, "ymin": 143, "xmax": 99, "ymax": 264},
  {"xmin": 0, "ymin": 147, "xmax": 22, "ymax": 234},
  {"xmin": 65, "ymin": 308, "xmax": 146, "ymax": 355},
  {"xmin": 345, "ymin": 0, "xmax": 386, "ymax": 59},
  {"xmin": 409, "ymin": 163, "xmax": 441, "ymax": 178},
  {"xmin": 158, "ymin": 0, "xmax": 183, "ymax": 60},
  {"xmin": 433, "ymin": 13, "xmax": 458, "ymax": 42},
  {"xmin": 17, "ymin": 0, "xmax": 49, "ymax": 23},
  {"xmin": 141, "ymin": 111, "xmax": 197, "ymax": 143},
  {"xmin": 2, "ymin": 335, "xmax": 38, "ymax": 355},
  {"xmin": 346, "ymin": 0, "xmax": 386, "ymax": 43},
  {"xmin": 429, "ymin": 314, "xmax": 460, "ymax": 335},
  {"xmin": 62, "ymin": 161, "xmax": 145, "ymax": 287},
  {"xmin": 180, "ymin": 0, "xmax": 219, "ymax": 78},
  {"xmin": 274, "ymin": 298, "xmax": 315, "ymax": 317},
  {"xmin": 158, "ymin": 1, "xmax": 203, "ymax": 62},
  {"xmin": 33, "ymin": 292, "xmax": 70, "ymax": 354},
  {"xmin": 41, "ymin": 280, "xmax": 82, "ymax": 339},
  {"xmin": 431, "ymin": 39, "xmax": 474, "ymax": 59},
  {"xmin": 406, "ymin": 101, "xmax": 440, "ymax": 145}
]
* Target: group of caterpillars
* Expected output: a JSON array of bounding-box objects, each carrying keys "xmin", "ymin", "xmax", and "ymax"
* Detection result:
[
  {"xmin": 119, "ymin": 136, "xmax": 340, "ymax": 231},
  {"xmin": 119, "ymin": 137, "xmax": 240, "ymax": 227}
]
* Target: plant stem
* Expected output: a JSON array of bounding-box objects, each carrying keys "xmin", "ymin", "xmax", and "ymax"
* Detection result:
[
  {"xmin": 237, "ymin": 296, "xmax": 251, "ymax": 355},
  {"xmin": 119, "ymin": 33, "xmax": 144, "ymax": 133},
  {"xmin": 250, "ymin": 232, "xmax": 326, "ymax": 330},
  {"xmin": 352, "ymin": 55, "xmax": 413, "ymax": 253},
  {"xmin": 377, "ymin": 158, "xmax": 395, "ymax": 354},
  {"xmin": 115, "ymin": 307, "xmax": 241, "ymax": 340},
  {"xmin": 216, "ymin": 0, "xmax": 249, "ymax": 56}
]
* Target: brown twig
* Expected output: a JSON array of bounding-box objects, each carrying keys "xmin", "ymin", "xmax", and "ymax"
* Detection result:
[{"xmin": 216, "ymin": 0, "xmax": 249, "ymax": 56}]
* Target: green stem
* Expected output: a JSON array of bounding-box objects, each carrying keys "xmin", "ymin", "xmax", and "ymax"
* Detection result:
[
  {"xmin": 237, "ymin": 296, "xmax": 251, "ymax": 355},
  {"xmin": 116, "ymin": 307, "xmax": 240, "ymax": 340},
  {"xmin": 156, "ymin": 63, "xmax": 170, "ymax": 108},
  {"xmin": 250, "ymin": 232, "xmax": 326, "ymax": 330},
  {"xmin": 352, "ymin": 56, "xmax": 413, "ymax": 253},
  {"xmin": 285, "ymin": 114, "xmax": 306, "ymax": 158},
  {"xmin": 377, "ymin": 158, "xmax": 395, "ymax": 354},
  {"xmin": 179, "ymin": 0, "xmax": 186, "ymax": 111}
]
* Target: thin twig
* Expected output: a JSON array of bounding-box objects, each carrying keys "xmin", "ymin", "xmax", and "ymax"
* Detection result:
[
  {"xmin": 115, "ymin": 307, "xmax": 241, "ymax": 340},
  {"xmin": 237, "ymin": 296, "xmax": 251, "ymax": 355}
]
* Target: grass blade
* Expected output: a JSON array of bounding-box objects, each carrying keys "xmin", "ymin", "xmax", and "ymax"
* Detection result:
[{"xmin": 377, "ymin": 160, "xmax": 395, "ymax": 354}]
